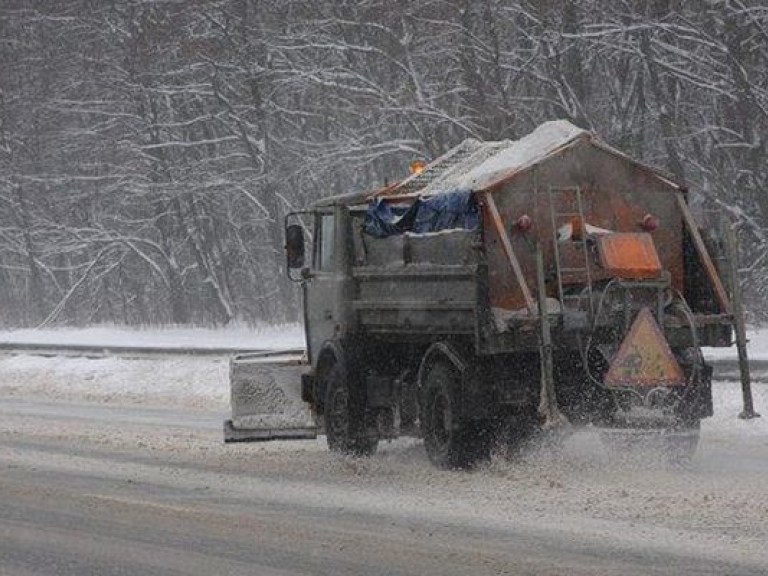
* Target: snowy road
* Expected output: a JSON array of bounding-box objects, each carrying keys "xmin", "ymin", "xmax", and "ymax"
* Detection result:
[
  {"xmin": 1, "ymin": 390, "xmax": 767, "ymax": 575},
  {"xmin": 0, "ymin": 331, "xmax": 766, "ymax": 575}
]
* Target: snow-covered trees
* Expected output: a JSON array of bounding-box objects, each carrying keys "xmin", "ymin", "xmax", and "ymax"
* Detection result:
[{"xmin": 0, "ymin": 0, "xmax": 766, "ymax": 326}]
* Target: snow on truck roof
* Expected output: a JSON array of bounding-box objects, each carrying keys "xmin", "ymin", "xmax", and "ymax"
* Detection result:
[
  {"xmin": 404, "ymin": 120, "xmax": 588, "ymax": 195},
  {"xmin": 313, "ymin": 120, "xmax": 681, "ymax": 208}
]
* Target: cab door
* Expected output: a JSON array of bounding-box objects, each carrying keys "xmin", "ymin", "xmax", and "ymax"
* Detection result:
[{"xmin": 304, "ymin": 209, "xmax": 344, "ymax": 367}]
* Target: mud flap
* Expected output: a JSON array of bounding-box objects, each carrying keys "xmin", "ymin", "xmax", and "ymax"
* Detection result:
[{"xmin": 224, "ymin": 351, "xmax": 317, "ymax": 442}]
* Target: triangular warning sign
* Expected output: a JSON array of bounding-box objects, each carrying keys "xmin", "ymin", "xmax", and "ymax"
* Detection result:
[{"xmin": 604, "ymin": 307, "xmax": 686, "ymax": 388}]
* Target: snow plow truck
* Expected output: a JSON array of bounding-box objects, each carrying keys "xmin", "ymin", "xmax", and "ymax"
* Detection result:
[{"xmin": 224, "ymin": 120, "xmax": 750, "ymax": 469}]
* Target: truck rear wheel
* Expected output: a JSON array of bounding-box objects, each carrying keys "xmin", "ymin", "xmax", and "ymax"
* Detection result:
[
  {"xmin": 324, "ymin": 362, "xmax": 378, "ymax": 456},
  {"xmin": 421, "ymin": 359, "xmax": 491, "ymax": 469}
]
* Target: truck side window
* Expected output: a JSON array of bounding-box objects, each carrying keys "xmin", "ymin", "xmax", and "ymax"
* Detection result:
[{"xmin": 315, "ymin": 214, "xmax": 335, "ymax": 270}]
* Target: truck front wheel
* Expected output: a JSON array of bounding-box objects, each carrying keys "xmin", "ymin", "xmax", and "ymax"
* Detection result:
[
  {"xmin": 421, "ymin": 359, "xmax": 491, "ymax": 469},
  {"xmin": 324, "ymin": 362, "xmax": 378, "ymax": 456}
]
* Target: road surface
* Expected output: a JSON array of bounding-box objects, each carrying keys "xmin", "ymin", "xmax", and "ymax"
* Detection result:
[{"xmin": 1, "ymin": 394, "xmax": 767, "ymax": 575}]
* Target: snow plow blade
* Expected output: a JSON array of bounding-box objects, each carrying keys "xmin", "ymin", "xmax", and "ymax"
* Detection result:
[{"xmin": 224, "ymin": 351, "xmax": 317, "ymax": 443}]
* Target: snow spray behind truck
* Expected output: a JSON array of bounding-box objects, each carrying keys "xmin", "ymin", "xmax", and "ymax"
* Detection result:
[{"xmin": 225, "ymin": 120, "xmax": 755, "ymax": 468}]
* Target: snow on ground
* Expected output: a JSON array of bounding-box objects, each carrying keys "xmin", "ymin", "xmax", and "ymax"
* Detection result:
[
  {"xmin": 707, "ymin": 380, "xmax": 768, "ymax": 437},
  {"xmin": 0, "ymin": 354, "xmax": 231, "ymax": 410},
  {"xmin": 0, "ymin": 324, "xmax": 765, "ymax": 422},
  {"xmin": 0, "ymin": 326, "xmax": 766, "ymax": 558},
  {"xmin": 0, "ymin": 353, "xmax": 765, "ymax": 437},
  {"xmin": 0, "ymin": 324, "xmax": 304, "ymax": 410},
  {"xmin": 0, "ymin": 323, "xmax": 305, "ymax": 351},
  {"xmin": 702, "ymin": 326, "xmax": 768, "ymax": 361}
]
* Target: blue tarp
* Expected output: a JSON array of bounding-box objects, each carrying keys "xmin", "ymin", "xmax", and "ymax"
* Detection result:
[{"xmin": 364, "ymin": 190, "xmax": 479, "ymax": 238}]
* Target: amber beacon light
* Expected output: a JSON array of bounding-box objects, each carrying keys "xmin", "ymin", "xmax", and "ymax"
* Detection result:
[{"xmin": 410, "ymin": 159, "xmax": 426, "ymax": 175}]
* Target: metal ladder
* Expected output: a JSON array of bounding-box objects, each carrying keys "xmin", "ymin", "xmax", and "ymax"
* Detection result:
[{"xmin": 547, "ymin": 186, "xmax": 594, "ymax": 317}]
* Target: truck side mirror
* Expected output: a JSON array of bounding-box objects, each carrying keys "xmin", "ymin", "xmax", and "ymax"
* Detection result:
[{"xmin": 285, "ymin": 224, "xmax": 305, "ymax": 269}]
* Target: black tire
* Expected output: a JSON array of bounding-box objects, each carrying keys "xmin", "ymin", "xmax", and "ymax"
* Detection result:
[
  {"xmin": 324, "ymin": 362, "xmax": 378, "ymax": 456},
  {"xmin": 495, "ymin": 409, "xmax": 540, "ymax": 459},
  {"xmin": 421, "ymin": 359, "xmax": 491, "ymax": 469}
]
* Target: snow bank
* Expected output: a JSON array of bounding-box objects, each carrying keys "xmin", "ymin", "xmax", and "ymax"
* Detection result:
[
  {"xmin": 0, "ymin": 324, "xmax": 765, "ymax": 423},
  {"xmin": 0, "ymin": 354, "xmax": 230, "ymax": 410},
  {"xmin": 1, "ymin": 350, "xmax": 765, "ymax": 433},
  {"xmin": 702, "ymin": 327, "xmax": 768, "ymax": 361},
  {"xmin": 708, "ymin": 379, "xmax": 768, "ymax": 437},
  {"xmin": 0, "ymin": 323, "xmax": 305, "ymax": 351}
]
